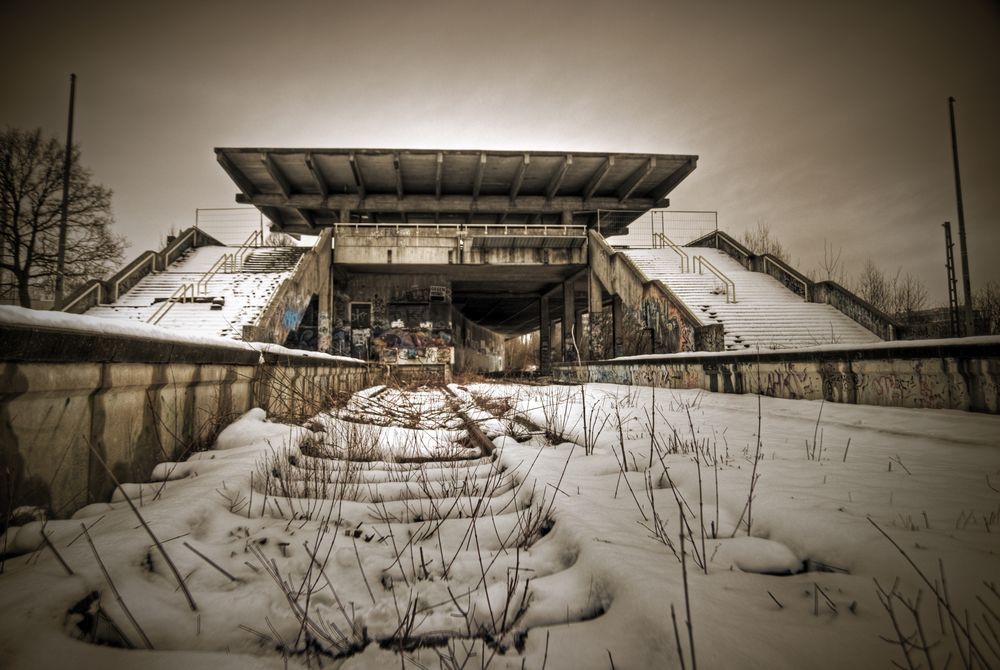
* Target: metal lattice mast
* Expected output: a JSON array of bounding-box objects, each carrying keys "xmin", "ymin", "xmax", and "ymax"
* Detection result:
[
  {"xmin": 942, "ymin": 222, "xmax": 960, "ymax": 337},
  {"xmin": 948, "ymin": 96, "xmax": 975, "ymax": 336}
]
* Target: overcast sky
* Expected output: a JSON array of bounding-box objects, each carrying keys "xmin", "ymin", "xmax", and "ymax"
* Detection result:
[{"xmin": 2, "ymin": 0, "xmax": 997, "ymax": 303}]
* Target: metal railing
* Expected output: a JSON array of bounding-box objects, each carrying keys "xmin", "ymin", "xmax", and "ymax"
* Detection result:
[
  {"xmin": 332, "ymin": 222, "xmax": 587, "ymax": 237},
  {"xmin": 652, "ymin": 232, "xmax": 690, "ymax": 272},
  {"xmin": 232, "ymin": 229, "xmax": 263, "ymax": 270},
  {"xmin": 196, "ymin": 253, "xmax": 236, "ymax": 296},
  {"xmin": 147, "ymin": 283, "xmax": 195, "ymax": 325},
  {"xmin": 605, "ymin": 209, "xmax": 718, "ymax": 247},
  {"xmin": 693, "ymin": 255, "xmax": 736, "ymax": 303},
  {"xmin": 147, "ymin": 243, "xmax": 244, "ymax": 326},
  {"xmin": 195, "ymin": 207, "xmax": 265, "ymax": 246}
]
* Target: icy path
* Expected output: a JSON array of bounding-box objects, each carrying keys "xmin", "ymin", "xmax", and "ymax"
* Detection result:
[{"xmin": 0, "ymin": 384, "xmax": 998, "ymax": 669}]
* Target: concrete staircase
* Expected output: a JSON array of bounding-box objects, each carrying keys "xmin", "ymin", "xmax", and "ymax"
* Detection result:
[
  {"xmin": 84, "ymin": 245, "xmax": 303, "ymax": 339},
  {"xmin": 242, "ymin": 247, "xmax": 307, "ymax": 273},
  {"xmin": 621, "ymin": 247, "xmax": 881, "ymax": 350}
]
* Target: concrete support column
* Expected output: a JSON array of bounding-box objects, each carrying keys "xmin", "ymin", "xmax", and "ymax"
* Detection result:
[
  {"xmin": 588, "ymin": 270, "xmax": 603, "ymax": 313},
  {"xmin": 563, "ymin": 280, "xmax": 576, "ymax": 363},
  {"xmin": 317, "ymin": 228, "xmax": 333, "ymax": 352},
  {"xmin": 587, "ymin": 269, "xmax": 603, "ymax": 361},
  {"xmin": 538, "ymin": 296, "xmax": 551, "ymax": 373},
  {"xmin": 575, "ymin": 310, "xmax": 588, "ymax": 361},
  {"xmin": 612, "ymin": 294, "xmax": 624, "ymax": 358}
]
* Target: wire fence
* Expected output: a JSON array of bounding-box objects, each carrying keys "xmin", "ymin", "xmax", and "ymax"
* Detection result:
[
  {"xmin": 603, "ymin": 209, "xmax": 718, "ymax": 247},
  {"xmin": 194, "ymin": 208, "xmax": 266, "ymax": 246}
]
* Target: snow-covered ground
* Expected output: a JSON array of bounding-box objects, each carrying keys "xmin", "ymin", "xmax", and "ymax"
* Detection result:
[{"xmin": 1, "ymin": 383, "xmax": 998, "ymax": 669}]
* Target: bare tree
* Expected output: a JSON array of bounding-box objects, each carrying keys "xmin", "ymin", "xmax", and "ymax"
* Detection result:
[
  {"xmin": 894, "ymin": 273, "xmax": 928, "ymax": 318},
  {"xmin": 852, "ymin": 259, "xmax": 929, "ymax": 319},
  {"xmin": 0, "ymin": 128, "xmax": 125, "ymax": 307},
  {"xmin": 741, "ymin": 219, "xmax": 788, "ymax": 261},
  {"xmin": 974, "ymin": 281, "xmax": 1000, "ymax": 335},
  {"xmin": 818, "ymin": 240, "xmax": 846, "ymax": 284},
  {"xmin": 854, "ymin": 258, "xmax": 897, "ymax": 314}
]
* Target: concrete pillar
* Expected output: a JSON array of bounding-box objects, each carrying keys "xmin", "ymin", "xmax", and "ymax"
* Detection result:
[
  {"xmin": 317, "ymin": 228, "xmax": 333, "ymax": 352},
  {"xmin": 612, "ymin": 294, "xmax": 624, "ymax": 358},
  {"xmin": 563, "ymin": 280, "xmax": 576, "ymax": 363},
  {"xmin": 538, "ymin": 296, "xmax": 551, "ymax": 373},
  {"xmin": 587, "ymin": 269, "xmax": 603, "ymax": 361},
  {"xmin": 588, "ymin": 269, "xmax": 603, "ymax": 313},
  {"xmin": 575, "ymin": 310, "xmax": 588, "ymax": 361}
]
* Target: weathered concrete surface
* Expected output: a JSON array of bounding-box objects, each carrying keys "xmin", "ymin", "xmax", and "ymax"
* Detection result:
[
  {"xmin": 452, "ymin": 306, "xmax": 503, "ymax": 373},
  {"xmin": 0, "ymin": 323, "xmax": 380, "ymax": 522},
  {"xmin": 587, "ymin": 230, "xmax": 723, "ymax": 356},
  {"xmin": 244, "ymin": 229, "xmax": 334, "ymax": 349},
  {"xmin": 553, "ymin": 338, "xmax": 1000, "ymax": 413}
]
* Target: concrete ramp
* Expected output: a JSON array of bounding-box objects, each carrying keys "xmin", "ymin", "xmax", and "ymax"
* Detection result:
[{"xmin": 621, "ymin": 246, "xmax": 881, "ymax": 350}]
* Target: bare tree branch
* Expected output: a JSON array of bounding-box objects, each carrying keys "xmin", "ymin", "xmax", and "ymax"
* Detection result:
[{"xmin": 0, "ymin": 128, "xmax": 125, "ymax": 307}]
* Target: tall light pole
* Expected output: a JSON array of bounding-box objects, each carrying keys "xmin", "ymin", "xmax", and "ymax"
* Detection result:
[
  {"xmin": 53, "ymin": 73, "xmax": 76, "ymax": 309},
  {"xmin": 948, "ymin": 96, "xmax": 974, "ymax": 336}
]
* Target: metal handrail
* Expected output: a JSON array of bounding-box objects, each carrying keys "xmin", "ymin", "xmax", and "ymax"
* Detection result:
[
  {"xmin": 197, "ymin": 252, "xmax": 235, "ymax": 296},
  {"xmin": 147, "ymin": 283, "xmax": 194, "ymax": 325},
  {"xmin": 232, "ymin": 229, "xmax": 263, "ymax": 271},
  {"xmin": 332, "ymin": 222, "xmax": 587, "ymax": 237},
  {"xmin": 693, "ymin": 255, "xmax": 736, "ymax": 303},
  {"xmin": 112, "ymin": 252, "xmax": 156, "ymax": 301},
  {"xmin": 652, "ymin": 232, "xmax": 690, "ymax": 272}
]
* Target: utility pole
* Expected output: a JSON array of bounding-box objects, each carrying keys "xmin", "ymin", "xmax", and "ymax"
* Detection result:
[
  {"xmin": 948, "ymin": 96, "xmax": 974, "ymax": 336},
  {"xmin": 942, "ymin": 222, "xmax": 959, "ymax": 338},
  {"xmin": 53, "ymin": 73, "xmax": 76, "ymax": 309}
]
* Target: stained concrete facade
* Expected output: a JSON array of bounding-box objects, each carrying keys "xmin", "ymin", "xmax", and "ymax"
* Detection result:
[
  {"xmin": 216, "ymin": 148, "xmax": 704, "ymax": 376},
  {"xmin": 553, "ymin": 338, "xmax": 1000, "ymax": 413},
  {"xmin": 0, "ymin": 322, "xmax": 380, "ymax": 521}
]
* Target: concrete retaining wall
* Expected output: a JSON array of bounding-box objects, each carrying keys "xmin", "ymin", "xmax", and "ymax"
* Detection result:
[
  {"xmin": 553, "ymin": 338, "xmax": 1000, "ymax": 413},
  {"xmin": 0, "ymin": 323, "xmax": 380, "ymax": 522},
  {"xmin": 244, "ymin": 229, "xmax": 334, "ymax": 350}
]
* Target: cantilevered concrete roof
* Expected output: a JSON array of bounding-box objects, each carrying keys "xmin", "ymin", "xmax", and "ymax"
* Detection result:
[{"xmin": 216, "ymin": 148, "xmax": 697, "ymax": 236}]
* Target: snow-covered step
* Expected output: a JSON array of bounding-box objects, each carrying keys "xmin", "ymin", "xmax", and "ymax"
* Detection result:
[
  {"xmin": 619, "ymin": 246, "xmax": 881, "ymax": 350},
  {"xmin": 84, "ymin": 245, "xmax": 299, "ymax": 340}
]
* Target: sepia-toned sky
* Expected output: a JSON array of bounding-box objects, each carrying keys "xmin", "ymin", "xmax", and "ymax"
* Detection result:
[{"xmin": 1, "ymin": 0, "xmax": 997, "ymax": 303}]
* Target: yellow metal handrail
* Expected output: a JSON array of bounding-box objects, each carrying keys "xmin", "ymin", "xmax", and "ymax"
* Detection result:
[
  {"xmin": 147, "ymin": 283, "xmax": 194, "ymax": 325},
  {"xmin": 232, "ymin": 229, "xmax": 263, "ymax": 271},
  {"xmin": 653, "ymin": 232, "xmax": 690, "ymax": 272},
  {"xmin": 197, "ymin": 252, "xmax": 235, "ymax": 296},
  {"xmin": 693, "ymin": 255, "xmax": 736, "ymax": 303}
]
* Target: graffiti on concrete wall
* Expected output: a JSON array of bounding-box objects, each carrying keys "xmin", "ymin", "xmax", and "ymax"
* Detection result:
[
  {"xmin": 642, "ymin": 296, "xmax": 696, "ymax": 354},
  {"xmin": 553, "ymin": 348, "xmax": 1000, "ymax": 413},
  {"xmin": 588, "ymin": 311, "xmax": 613, "ymax": 360}
]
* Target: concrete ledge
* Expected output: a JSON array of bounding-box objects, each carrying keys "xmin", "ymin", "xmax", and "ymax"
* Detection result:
[
  {"xmin": 554, "ymin": 337, "xmax": 1000, "ymax": 414},
  {"xmin": 0, "ymin": 322, "xmax": 382, "ymax": 522},
  {"xmin": 1, "ymin": 324, "xmax": 260, "ymax": 365}
]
